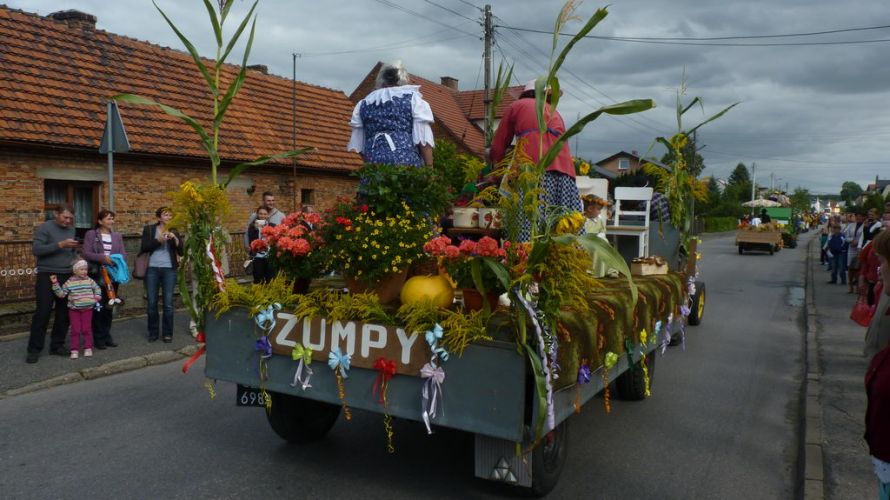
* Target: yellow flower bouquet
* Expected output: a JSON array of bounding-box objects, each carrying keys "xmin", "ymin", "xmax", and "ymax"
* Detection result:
[{"xmin": 320, "ymin": 198, "xmax": 434, "ymax": 287}]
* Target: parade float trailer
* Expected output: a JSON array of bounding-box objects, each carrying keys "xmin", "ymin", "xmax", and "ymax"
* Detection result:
[
  {"xmin": 201, "ymin": 224, "xmax": 702, "ymax": 496},
  {"xmin": 736, "ymin": 223, "xmax": 784, "ymax": 255}
]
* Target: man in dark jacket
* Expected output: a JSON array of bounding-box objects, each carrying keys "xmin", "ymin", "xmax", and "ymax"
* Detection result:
[
  {"xmin": 760, "ymin": 209, "xmax": 772, "ymax": 224},
  {"xmin": 27, "ymin": 204, "xmax": 79, "ymax": 363}
]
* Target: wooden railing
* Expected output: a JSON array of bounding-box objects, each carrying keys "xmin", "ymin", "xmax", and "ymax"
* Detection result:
[{"xmin": 0, "ymin": 232, "xmax": 249, "ymax": 304}]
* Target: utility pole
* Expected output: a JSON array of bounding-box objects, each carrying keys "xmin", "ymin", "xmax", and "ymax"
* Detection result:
[
  {"xmin": 751, "ymin": 162, "xmax": 757, "ymax": 205},
  {"xmin": 482, "ymin": 4, "xmax": 492, "ymax": 149},
  {"xmin": 292, "ymin": 52, "xmax": 301, "ymax": 212},
  {"xmin": 770, "ymin": 172, "xmax": 774, "ymax": 191}
]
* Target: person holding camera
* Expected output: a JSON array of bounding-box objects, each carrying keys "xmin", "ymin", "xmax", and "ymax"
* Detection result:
[
  {"xmin": 26, "ymin": 203, "xmax": 79, "ymax": 363},
  {"xmin": 140, "ymin": 207, "xmax": 183, "ymax": 343},
  {"xmin": 247, "ymin": 206, "xmax": 276, "ymax": 283}
]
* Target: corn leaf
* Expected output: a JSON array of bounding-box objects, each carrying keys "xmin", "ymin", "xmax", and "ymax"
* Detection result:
[
  {"xmin": 546, "ymin": 7, "xmax": 608, "ymax": 102},
  {"xmin": 222, "ymin": 148, "xmax": 314, "ymax": 188},
  {"xmin": 538, "ymin": 99, "xmax": 655, "ymax": 170},
  {"xmin": 482, "ymin": 257, "xmax": 511, "ymax": 293},
  {"xmin": 153, "ymin": 1, "xmax": 217, "ymax": 96},
  {"xmin": 552, "ymin": 233, "xmax": 638, "ymax": 304},
  {"xmin": 219, "ymin": 1, "xmax": 257, "ymax": 66},
  {"xmin": 524, "ymin": 343, "xmax": 548, "ymax": 441},
  {"xmin": 202, "ymin": 0, "xmax": 222, "ymax": 46},
  {"xmin": 112, "ymin": 93, "xmax": 217, "ymax": 164},
  {"xmin": 215, "ymin": 17, "xmax": 256, "ymax": 128},
  {"xmin": 687, "ymin": 102, "xmax": 739, "ymax": 135}
]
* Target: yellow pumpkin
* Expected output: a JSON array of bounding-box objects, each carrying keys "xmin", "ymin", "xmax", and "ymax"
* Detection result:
[{"xmin": 400, "ymin": 275, "xmax": 455, "ymax": 308}]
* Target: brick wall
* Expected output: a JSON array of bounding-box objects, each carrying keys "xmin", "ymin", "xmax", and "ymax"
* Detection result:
[
  {"xmin": 0, "ymin": 145, "xmax": 357, "ymax": 241},
  {"xmin": 0, "ymin": 143, "xmax": 358, "ymax": 304}
]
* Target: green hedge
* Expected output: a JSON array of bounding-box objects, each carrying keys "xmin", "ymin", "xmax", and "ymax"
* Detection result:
[{"xmin": 703, "ymin": 216, "xmax": 738, "ymax": 232}]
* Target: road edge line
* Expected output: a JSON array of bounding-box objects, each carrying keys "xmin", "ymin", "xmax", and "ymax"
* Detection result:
[{"xmin": 803, "ymin": 234, "xmax": 825, "ymax": 500}]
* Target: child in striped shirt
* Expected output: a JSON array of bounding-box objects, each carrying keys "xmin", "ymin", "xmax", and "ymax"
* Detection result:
[{"xmin": 51, "ymin": 260, "xmax": 102, "ymax": 359}]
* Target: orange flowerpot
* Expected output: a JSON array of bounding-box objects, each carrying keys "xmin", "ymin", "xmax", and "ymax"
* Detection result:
[{"xmin": 461, "ymin": 288, "xmax": 500, "ymax": 312}]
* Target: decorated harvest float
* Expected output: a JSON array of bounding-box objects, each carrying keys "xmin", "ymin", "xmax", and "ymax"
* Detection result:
[{"xmin": 117, "ymin": 2, "xmax": 722, "ymax": 496}]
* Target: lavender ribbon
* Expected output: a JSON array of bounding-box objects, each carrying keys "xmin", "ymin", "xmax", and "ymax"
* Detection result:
[
  {"xmin": 420, "ymin": 361, "xmax": 445, "ymax": 434},
  {"xmin": 660, "ymin": 314, "xmax": 674, "ymax": 355},
  {"xmin": 328, "ymin": 347, "xmax": 351, "ymax": 379},
  {"xmin": 254, "ymin": 336, "xmax": 272, "ymax": 359},
  {"xmin": 424, "ymin": 324, "xmax": 449, "ymax": 362},
  {"xmin": 577, "ymin": 363, "xmax": 592, "ymax": 385}
]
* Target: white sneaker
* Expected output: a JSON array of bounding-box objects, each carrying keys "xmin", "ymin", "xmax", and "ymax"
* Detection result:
[
  {"xmin": 70, "ymin": 350, "xmax": 79, "ymax": 359},
  {"xmin": 84, "ymin": 348, "xmax": 93, "ymax": 357}
]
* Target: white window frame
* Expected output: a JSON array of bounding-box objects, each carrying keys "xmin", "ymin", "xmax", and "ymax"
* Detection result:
[{"xmin": 618, "ymin": 158, "xmax": 630, "ymax": 170}]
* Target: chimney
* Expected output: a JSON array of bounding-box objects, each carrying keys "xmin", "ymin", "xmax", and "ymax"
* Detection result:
[
  {"xmin": 440, "ymin": 76, "xmax": 459, "ymax": 91},
  {"xmin": 631, "ymin": 150, "xmax": 638, "ymax": 157},
  {"xmin": 246, "ymin": 64, "xmax": 268, "ymax": 75},
  {"xmin": 48, "ymin": 10, "xmax": 97, "ymax": 31}
]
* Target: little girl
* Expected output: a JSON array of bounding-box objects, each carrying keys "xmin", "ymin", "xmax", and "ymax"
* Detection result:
[{"xmin": 51, "ymin": 260, "xmax": 102, "ymax": 359}]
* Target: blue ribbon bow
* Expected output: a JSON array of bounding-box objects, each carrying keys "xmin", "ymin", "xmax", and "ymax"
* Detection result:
[
  {"xmin": 254, "ymin": 303, "xmax": 282, "ymax": 332},
  {"xmin": 328, "ymin": 347, "xmax": 351, "ymax": 379},
  {"xmin": 424, "ymin": 323, "xmax": 449, "ymax": 362}
]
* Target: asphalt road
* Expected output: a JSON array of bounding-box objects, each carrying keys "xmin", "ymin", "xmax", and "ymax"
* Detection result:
[{"xmin": 0, "ymin": 232, "xmax": 808, "ymax": 499}]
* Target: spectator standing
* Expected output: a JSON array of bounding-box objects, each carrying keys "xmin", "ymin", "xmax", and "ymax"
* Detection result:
[
  {"xmin": 82, "ymin": 209, "xmax": 125, "ymax": 349},
  {"xmin": 26, "ymin": 203, "xmax": 79, "ymax": 363},
  {"xmin": 863, "ymin": 229, "xmax": 890, "ymax": 499},
  {"xmin": 141, "ymin": 207, "xmax": 183, "ymax": 343},
  {"xmin": 243, "ymin": 191, "xmax": 285, "ymax": 249},
  {"xmin": 247, "ymin": 206, "xmax": 276, "ymax": 284},
  {"xmin": 50, "ymin": 260, "xmax": 101, "ymax": 359},
  {"xmin": 825, "ymin": 225, "xmax": 847, "ymax": 285},
  {"xmin": 847, "ymin": 211, "xmax": 867, "ymax": 294}
]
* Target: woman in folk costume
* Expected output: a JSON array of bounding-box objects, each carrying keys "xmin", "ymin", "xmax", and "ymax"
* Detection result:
[
  {"xmin": 490, "ymin": 78, "xmax": 582, "ymax": 241},
  {"xmin": 347, "ymin": 60, "xmax": 435, "ymax": 167}
]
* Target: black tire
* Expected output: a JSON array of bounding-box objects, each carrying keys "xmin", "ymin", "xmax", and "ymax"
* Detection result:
[
  {"xmin": 266, "ymin": 391, "xmax": 341, "ymax": 444},
  {"xmin": 615, "ymin": 350, "xmax": 656, "ymax": 401},
  {"xmin": 768, "ymin": 246, "xmax": 774, "ymax": 255},
  {"xmin": 688, "ymin": 281, "xmax": 705, "ymax": 326},
  {"xmin": 738, "ymin": 245, "xmax": 744, "ymax": 255},
  {"xmin": 528, "ymin": 419, "xmax": 569, "ymax": 497}
]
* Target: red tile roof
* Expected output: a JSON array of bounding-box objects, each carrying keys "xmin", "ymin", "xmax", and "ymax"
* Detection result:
[
  {"xmin": 453, "ymin": 86, "xmax": 523, "ymax": 121},
  {"xmin": 0, "ymin": 6, "xmax": 362, "ymax": 171}
]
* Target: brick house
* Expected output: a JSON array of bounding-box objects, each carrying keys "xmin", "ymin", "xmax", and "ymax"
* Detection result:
[
  {"xmin": 350, "ymin": 62, "xmax": 523, "ymax": 158},
  {"xmin": 0, "ymin": 7, "xmax": 363, "ymax": 305}
]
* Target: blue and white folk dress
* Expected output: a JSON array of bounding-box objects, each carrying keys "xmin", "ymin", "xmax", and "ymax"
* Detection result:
[{"xmin": 347, "ymin": 85, "xmax": 435, "ymax": 167}]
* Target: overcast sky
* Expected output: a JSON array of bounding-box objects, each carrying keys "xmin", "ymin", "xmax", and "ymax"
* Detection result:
[{"xmin": 11, "ymin": 0, "xmax": 890, "ymax": 195}]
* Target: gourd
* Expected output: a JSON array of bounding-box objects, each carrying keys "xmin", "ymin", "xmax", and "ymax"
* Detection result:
[{"xmin": 400, "ymin": 275, "xmax": 454, "ymax": 308}]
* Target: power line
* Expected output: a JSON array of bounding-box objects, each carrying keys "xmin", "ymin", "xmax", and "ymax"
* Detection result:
[
  {"xmin": 370, "ymin": 0, "xmax": 479, "ymax": 37},
  {"xmin": 498, "ymin": 22, "xmax": 890, "ymax": 42},
  {"xmin": 302, "ymin": 30, "xmax": 469, "ymax": 57},
  {"xmin": 422, "ymin": 0, "xmax": 479, "ymax": 23},
  {"xmin": 496, "ymin": 25, "xmax": 890, "ymax": 47},
  {"xmin": 453, "ymin": 0, "xmax": 482, "ymax": 10}
]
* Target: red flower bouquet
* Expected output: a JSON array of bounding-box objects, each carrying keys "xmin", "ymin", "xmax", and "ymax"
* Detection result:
[
  {"xmin": 262, "ymin": 211, "xmax": 328, "ymax": 279},
  {"xmin": 424, "ymin": 235, "xmax": 511, "ymax": 295}
]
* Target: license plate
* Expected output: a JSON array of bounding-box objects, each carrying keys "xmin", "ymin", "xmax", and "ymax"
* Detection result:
[{"xmin": 236, "ymin": 384, "xmax": 267, "ymax": 407}]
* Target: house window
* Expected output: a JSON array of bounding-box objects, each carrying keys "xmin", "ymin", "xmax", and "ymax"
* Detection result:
[
  {"xmin": 618, "ymin": 158, "xmax": 630, "ymax": 171},
  {"xmin": 44, "ymin": 180, "xmax": 99, "ymax": 237},
  {"xmin": 300, "ymin": 188, "xmax": 315, "ymax": 205}
]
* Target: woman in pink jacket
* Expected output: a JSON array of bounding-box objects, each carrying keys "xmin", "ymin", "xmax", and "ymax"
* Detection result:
[{"xmin": 491, "ymin": 79, "xmax": 581, "ymax": 241}]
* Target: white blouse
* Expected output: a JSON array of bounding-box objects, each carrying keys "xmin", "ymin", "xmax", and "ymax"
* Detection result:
[{"xmin": 347, "ymin": 85, "xmax": 435, "ymax": 153}]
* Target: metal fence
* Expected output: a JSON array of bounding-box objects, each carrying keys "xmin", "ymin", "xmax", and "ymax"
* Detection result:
[{"xmin": 0, "ymin": 232, "xmax": 249, "ymax": 304}]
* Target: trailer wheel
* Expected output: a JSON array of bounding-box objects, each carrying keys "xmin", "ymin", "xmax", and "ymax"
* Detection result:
[
  {"xmin": 266, "ymin": 391, "xmax": 341, "ymax": 444},
  {"xmin": 615, "ymin": 350, "xmax": 656, "ymax": 401},
  {"xmin": 527, "ymin": 419, "xmax": 569, "ymax": 497},
  {"xmin": 768, "ymin": 246, "xmax": 774, "ymax": 255},
  {"xmin": 688, "ymin": 281, "xmax": 706, "ymax": 326},
  {"xmin": 738, "ymin": 245, "xmax": 744, "ymax": 255}
]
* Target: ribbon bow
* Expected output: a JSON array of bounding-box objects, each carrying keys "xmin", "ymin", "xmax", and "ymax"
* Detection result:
[
  {"xmin": 680, "ymin": 304, "xmax": 691, "ymax": 317},
  {"xmin": 372, "ymin": 357, "xmax": 397, "ymax": 404},
  {"xmin": 604, "ymin": 351, "xmax": 619, "ymax": 370},
  {"xmin": 254, "ymin": 336, "xmax": 272, "ymax": 359},
  {"xmin": 254, "ymin": 303, "xmax": 282, "ymax": 332},
  {"xmin": 660, "ymin": 315, "xmax": 673, "ymax": 355},
  {"xmin": 328, "ymin": 347, "xmax": 351, "ymax": 379},
  {"xmin": 577, "ymin": 363, "xmax": 592, "ymax": 385},
  {"xmin": 290, "ymin": 344, "xmax": 314, "ymax": 390},
  {"xmin": 424, "ymin": 324, "xmax": 449, "ymax": 362},
  {"xmin": 420, "ymin": 361, "xmax": 446, "ymax": 434}
]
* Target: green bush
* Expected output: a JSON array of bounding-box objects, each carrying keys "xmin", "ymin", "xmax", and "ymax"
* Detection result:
[{"xmin": 703, "ymin": 216, "xmax": 738, "ymax": 232}]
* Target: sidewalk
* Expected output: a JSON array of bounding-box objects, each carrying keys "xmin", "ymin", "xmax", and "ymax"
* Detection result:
[
  {"xmin": 808, "ymin": 236, "xmax": 874, "ymax": 498},
  {"xmin": 0, "ymin": 311, "xmax": 199, "ymax": 398}
]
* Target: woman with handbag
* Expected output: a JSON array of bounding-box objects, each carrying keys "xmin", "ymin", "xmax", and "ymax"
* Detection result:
[
  {"xmin": 140, "ymin": 207, "xmax": 183, "ymax": 343},
  {"xmin": 82, "ymin": 209, "xmax": 125, "ymax": 349}
]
